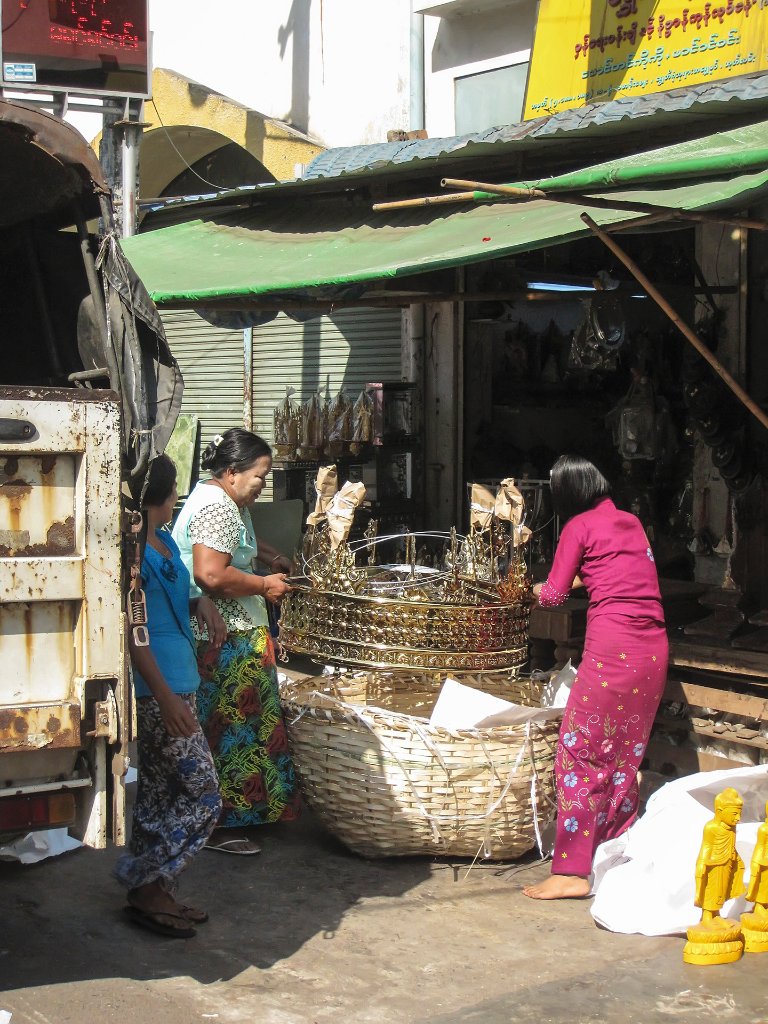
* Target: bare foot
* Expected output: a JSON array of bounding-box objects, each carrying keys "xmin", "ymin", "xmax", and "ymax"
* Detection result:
[{"xmin": 522, "ymin": 874, "xmax": 591, "ymax": 900}]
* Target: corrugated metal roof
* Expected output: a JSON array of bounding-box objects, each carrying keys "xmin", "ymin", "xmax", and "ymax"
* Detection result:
[
  {"xmin": 137, "ymin": 73, "xmax": 768, "ymax": 230},
  {"xmin": 305, "ymin": 72, "xmax": 768, "ymax": 181}
]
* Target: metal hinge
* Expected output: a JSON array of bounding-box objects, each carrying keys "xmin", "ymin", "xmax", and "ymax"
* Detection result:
[{"xmin": 87, "ymin": 688, "xmax": 118, "ymax": 742}]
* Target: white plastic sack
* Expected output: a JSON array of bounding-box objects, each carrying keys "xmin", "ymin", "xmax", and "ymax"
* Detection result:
[
  {"xmin": 591, "ymin": 763, "xmax": 768, "ymax": 936},
  {"xmin": 540, "ymin": 660, "xmax": 577, "ymax": 708},
  {"xmin": 429, "ymin": 677, "xmax": 561, "ymax": 730},
  {"xmin": 0, "ymin": 827, "xmax": 81, "ymax": 864}
]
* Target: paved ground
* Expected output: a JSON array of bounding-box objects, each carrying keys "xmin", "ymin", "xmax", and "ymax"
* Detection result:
[
  {"xmin": 2, "ymin": 807, "xmax": 766, "ymax": 1024},
  {"xmin": 3, "ymin": 658, "xmax": 765, "ymax": 1023}
]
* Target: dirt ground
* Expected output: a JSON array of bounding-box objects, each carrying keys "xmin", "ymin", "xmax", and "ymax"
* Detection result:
[{"xmin": 2, "ymin": 805, "xmax": 767, "ymax": 1024}]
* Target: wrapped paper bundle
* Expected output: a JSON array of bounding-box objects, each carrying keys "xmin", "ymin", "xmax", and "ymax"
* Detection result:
[
  {"xmin": 326, "ymin": 480, "xmax": 366, "ymax": 550},
  {"xmin": 469, "ymin": 483, "xmax": 496, "ymax": 531},
  {"xmin": 298, "ymin": 390, "xmax": 325, "ymax": 459},
  {"xmin": 273, "ymin": 386, "xmax": 301, "ymax": 460},
  {"xmin": 306, "ymin": 464, "xmax": 339, "ymax": 527},
  {"xmin": 495, "ymin": 478, "xmax": 532, "ymax": 545},
  {"xmin": 327, "ymin": 388, "xmax": 353, "ymax": 458},
  {"xmin": 350, "ymin": 389, "xmax": 374, "ymax": 455},
  {"xmin": 320, "ymin": 384, "xmax": 333, "ymax": 457}
]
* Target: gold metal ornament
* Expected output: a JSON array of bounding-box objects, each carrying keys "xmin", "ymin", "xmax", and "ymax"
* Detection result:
[{"xmin": 281, "ymin": 476, "xmax": 533, "ymax": 672}]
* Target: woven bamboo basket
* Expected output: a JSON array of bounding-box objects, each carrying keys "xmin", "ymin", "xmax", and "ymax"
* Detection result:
[{"xmin": 279, "ymin": 671, "xmax": 560, "ymax": 860}]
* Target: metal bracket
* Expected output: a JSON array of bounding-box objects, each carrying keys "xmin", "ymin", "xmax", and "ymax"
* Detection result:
[{"xmin": 87, "ymin": 688, "xmax": 119, "ymax": 742}]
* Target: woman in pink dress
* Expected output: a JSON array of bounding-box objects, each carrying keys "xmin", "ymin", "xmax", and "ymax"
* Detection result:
[{"xmin": 523, "ymin": 454, "xmax": 668, "ymax": 900}]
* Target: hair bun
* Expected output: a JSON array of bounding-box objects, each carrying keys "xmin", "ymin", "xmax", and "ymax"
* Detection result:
[{"xmin": 200, "ymin": 440, "xmax": 217, "ymax": 469}]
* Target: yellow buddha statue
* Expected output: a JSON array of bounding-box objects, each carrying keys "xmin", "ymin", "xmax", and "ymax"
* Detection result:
[
  {"xmin": 683, "ymin": 787, "xmax": 745, "ymax": 966},
  {"xmin": 741, "ymin": 800, "xmax": 768, "ymax": 954}
]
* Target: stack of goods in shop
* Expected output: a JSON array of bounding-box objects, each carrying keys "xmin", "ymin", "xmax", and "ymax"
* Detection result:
[
  {"xmin": 272, "ymin": 386, "xmax": 374, "ymax": 463},
  {"xmin": 277, "ymin": 468, "xmax": 559, "ymax": 860},
  {"xmin": 273, "ymin": 387, "xmax": 302, "ymax": 460}
]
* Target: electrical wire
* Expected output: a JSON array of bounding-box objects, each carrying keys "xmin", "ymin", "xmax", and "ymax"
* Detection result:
[{"xmin": 150, "ymin": 101, "xmax": 230, "ymax": 193}]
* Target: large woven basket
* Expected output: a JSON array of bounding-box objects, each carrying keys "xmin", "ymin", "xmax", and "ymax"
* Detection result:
[{"xmin": 279, "ymin": 671, "xmax": 559, "ymax": 860}]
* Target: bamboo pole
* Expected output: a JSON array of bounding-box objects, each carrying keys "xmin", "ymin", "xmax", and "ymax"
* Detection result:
[
  {"xmin": 440, "ymin": 177, "xmax": 768, "ymax": 232},
  {"xmin": 581, "ymin": 212, "xmax": 768, "ymax": 434},
  {"xmin": 604, "ymin": 211, "xmax": 678, "ymax": 233},
  {"xmin": 442, "ymin": 178, "xmax": 545, "ymax": 199},
  {"xmin": 372, "ymin": 192, "xmax": 476, "ymax": 211}
]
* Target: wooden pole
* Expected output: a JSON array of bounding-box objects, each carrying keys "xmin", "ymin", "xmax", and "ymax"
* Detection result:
[
  {"xmin": 440, "ymin": 177, "xmax": 768, "ymax": 232},
  {"xmin": 373, "ymin": 179, "xmax": 768, "ymax": 231},
  {"xmin": 581, "ymin": 212, "xmax": 768, "ymax": 434},
  {"xmin": 372, "ymin": 192, "xmax": 477, "ymax": 211},
  {"xmin": 442, "ymin": 178, "xmax": 545, "ymax": 199}
]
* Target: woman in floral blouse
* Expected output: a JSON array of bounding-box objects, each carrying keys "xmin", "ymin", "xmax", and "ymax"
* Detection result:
[{"xmin": 173, "ymin": 429, "xmax": 299, "ymax": 856}]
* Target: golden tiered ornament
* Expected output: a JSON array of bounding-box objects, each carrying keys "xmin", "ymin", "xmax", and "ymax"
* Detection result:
[{"xmin": 279, "ymin": 473, "xmax": 532, "ymax": 672}]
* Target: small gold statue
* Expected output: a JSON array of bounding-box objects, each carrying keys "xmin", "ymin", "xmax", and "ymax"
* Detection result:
[
  {"xmin": 741, "ymin": 800, "xmax": 768, "ymax": 954},
  {"xmin": 683, "ymin": 787, "xmax": 745, "ymax": 965}
]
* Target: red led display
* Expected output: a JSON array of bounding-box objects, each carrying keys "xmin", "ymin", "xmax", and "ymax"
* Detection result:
[{"xmin": 1, "ymin": 0, "xmax": 149, "ymax": 97}]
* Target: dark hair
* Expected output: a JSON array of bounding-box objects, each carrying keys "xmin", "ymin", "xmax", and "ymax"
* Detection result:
[
  {"xmin": 201, "ymin": 428, "xmax": 272, "ymax": 477},
  {"xmin": 550, "ymin": 454, "xmax": 611, "ymax": 522},
  {"xmin": 143, "ymin": 454, "xmax": 177, "ymax": 507}
]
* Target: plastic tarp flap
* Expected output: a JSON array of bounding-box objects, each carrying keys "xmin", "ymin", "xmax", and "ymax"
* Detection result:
[
  {"xmin": 103, "ymin": 235, "xmax": 184, "ymax": 469},
  {"xmin": 591, "ymin": 763, "xmax": 768, "ymax": 936}
]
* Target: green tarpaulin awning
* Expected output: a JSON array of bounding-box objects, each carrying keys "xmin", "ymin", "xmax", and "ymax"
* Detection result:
[{"xmin": 121, "ymin": 122, "xmax": 768, "ymax": 307}]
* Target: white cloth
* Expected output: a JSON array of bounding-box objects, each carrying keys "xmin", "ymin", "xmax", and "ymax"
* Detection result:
[{"xmin": 591, "ymin": 763, "xmax": 768, "ymax": 935}]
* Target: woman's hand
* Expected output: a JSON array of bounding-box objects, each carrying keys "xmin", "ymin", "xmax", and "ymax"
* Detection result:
[
  {"xmin": 263, "ymin": 573, "xmax": 292, "ymax": 604},
  {"xmin": 527, "ymin": 583, "xmax": 545, "ymax": 607},
  {"xmin": 157, "ymin": 692, "xmax": 198, "ymax": 738},
  {"xmin": 269, "ymin": 553, "xmax": 294, "ymax": 574},
  {"xmin": 194, "ymin": 595, "xmax": 227, "ymax": 648}
]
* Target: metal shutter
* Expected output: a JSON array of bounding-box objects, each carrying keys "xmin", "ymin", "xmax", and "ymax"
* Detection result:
[
  {"xmin": 160, "ymin": 310, "xmax": 246, "ymax": 455},
  {"xmin": 251, "ymin": 309, "xmax": 402, "ymax": 499}
]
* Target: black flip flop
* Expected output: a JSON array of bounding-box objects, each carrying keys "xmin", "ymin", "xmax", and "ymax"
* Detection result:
[{"xmin": 124, "ymin": 905, "xmax": 197, "ymax": 939}]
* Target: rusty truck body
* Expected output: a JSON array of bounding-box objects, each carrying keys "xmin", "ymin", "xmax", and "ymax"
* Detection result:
[{"xmin": 0, "ymin": 101, "xmax": 182, "ymax": 848}]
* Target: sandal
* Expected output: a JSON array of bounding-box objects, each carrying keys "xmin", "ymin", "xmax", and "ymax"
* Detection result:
[
  {"xmin": 124, "ymin": 905, "xmax": 196, "ymax": 939},
  {"xmin": 204, "ymin": 837, "xmax": 261, "ymax": 855},
  {"xmin": 177, "ymin": 904, "xmax": 209, "ymax": 923}
]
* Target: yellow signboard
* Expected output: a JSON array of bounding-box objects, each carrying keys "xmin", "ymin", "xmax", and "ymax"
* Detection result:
[{"xmin": 524, "ymin": 0, "xmax": 768, "ymax": 120}]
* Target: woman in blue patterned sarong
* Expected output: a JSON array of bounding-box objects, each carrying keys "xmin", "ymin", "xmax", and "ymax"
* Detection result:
[
  {"xmin": 173, "ymin": 429, "xmax": 300, "ymax": 857},
  {"xmin": 115, "ymin": 454, "xmax": 226, "ymax": 937}
]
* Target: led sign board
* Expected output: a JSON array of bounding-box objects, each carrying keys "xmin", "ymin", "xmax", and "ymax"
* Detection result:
[{"xmin": 1, "ymin": 0, "xmax": 149, "ymax": 97}]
